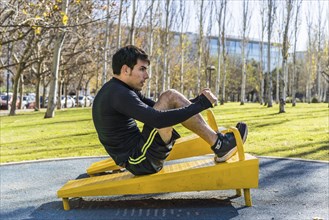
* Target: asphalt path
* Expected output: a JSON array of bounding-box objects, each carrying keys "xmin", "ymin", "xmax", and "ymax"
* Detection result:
[{"xmin": 0, "ymin": 156, "xmax": 328, "ymax": 220}]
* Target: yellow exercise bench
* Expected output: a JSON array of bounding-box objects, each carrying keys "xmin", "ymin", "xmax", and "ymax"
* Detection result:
[
  {"xmin": 86, "ymin": 110, "xmax": 218, "ymax": 176},
  {"xmin": 57, "ymin": 110, "xmax": 259, "ymax": 210}
]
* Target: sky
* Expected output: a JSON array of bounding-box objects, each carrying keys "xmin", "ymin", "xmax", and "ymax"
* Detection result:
[{"xmin": 185, "ymin": 0, "xmax": 329, "ymax": 51}]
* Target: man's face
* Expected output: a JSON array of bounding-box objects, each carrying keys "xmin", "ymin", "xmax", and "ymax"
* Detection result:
[{"xmin": 125, "ymin": 59, "xmax": 149, "ymax": 91}]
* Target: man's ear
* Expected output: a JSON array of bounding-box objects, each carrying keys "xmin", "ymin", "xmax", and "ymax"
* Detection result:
[{"xmin": 121, "ymin": 65, "xmax": 130, "ymax": 75}]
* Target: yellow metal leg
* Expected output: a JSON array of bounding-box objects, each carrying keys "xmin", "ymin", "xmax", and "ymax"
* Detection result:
[
  {"xmin": 236, "ymin": 189, "xmax": 242, "ymax": 197},
  {"xmin": 63, "ymin": 198, "xmax": 70, "ymax": 211},
  {"xmin": 206, "ymin": 109, "xmax": 218, "ymax": 131},
  {"xmin": 243, "ymin": 189, "xmax": 252, "ymax": 206}
]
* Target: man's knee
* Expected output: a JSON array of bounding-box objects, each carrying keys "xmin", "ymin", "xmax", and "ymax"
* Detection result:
[
  {"xmin": 160, "ymin": 89, "xmax": 180, "ymax": 99},
  {"xmin": 155, "ymin": 89, "xmax": 189, "ymax": 110}
]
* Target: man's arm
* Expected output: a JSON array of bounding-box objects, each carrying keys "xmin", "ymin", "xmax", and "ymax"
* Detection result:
[
  {"xmin": 136, "ymin": 91, "xmax": 155, "ymax": 107},
  {"xmin": 112, "ymin": 90, "xmax": 212, "ymax": 129},
  {"xmin": 189, "ymin": 89, "xmax": 218, "ymax": 106}
]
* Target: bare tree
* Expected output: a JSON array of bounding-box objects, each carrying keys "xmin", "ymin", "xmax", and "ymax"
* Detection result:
[
  {"xmin": 45, "ymin": 0, "xmax": 69, "ymax": 118},
  {"xmin": 101, "ymin": 0, "xmax": 111, "ymax": 86},
  {"xmin": 305, "ymin": 4, "xmax": 313, "ymax": 104},
  {"xmin": 179, "ymin": 0, "xmax": 188, "ymax": 94},
  {"xmin": 146, "ymin": 0, "xmax": 155, "ymax": 98},
  {"xmin": 10, "ymin": 36, "xmax": 35, "ymax": 115},
  {"xmin": 162, "ymin": 0, "xmax": 170, "ymax": 92},
  {"xmin": 258, "ymin": 0, "xmax": 267, "ymax": 105},
  {"xmin": 204, "ymin": 1, "xmax": 215, "ymax": 89},
  {"xmin": 31, "ymin": 37, "xmax": 54, "ymax": 110},
  {"xmin": 116, "ymin": 0, "xmax": 123, "ymax": 49},
  {"xmin": 215, "ymin": 0, "xmax": 225, "ymax": 99},
  {"xmin": 161, "ymin": 0, "xmax": 175, "ymax": 92},
  {"xmin": 196, "ymin": 0, "xmax": 205, "ymax": 92},
  {"xmin": 279, "ymin": 0, "xmax": 293, "ymax": 113},
  {"xmin": 129, "ymin": 0, "xmax": 137, "ymax": 45},
  {"xmin": 291, "ymin": 0, "xmax": 302, "ymax": 107},
  {"xmin": 220, "ymin": 0, "xmax": 228, "ymax": 105},
  {"xmin": 240, "ymin": 0, "xmax": 252, "ymax": 105},
  {"xmin": 315, "ymin": 0, "xmax": 325, "ymax": 101},
  {"xmin": 265, "ymin": 0, "xmax": 276, "ymax": 107},
  {"xmin": 275, "ymin": 7, "xmax": 283, "ymax": 104}
]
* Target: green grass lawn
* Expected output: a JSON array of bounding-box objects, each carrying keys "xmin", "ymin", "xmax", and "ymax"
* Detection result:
[{"xmin": 0, "ymin": 103, "xmax": 328, "ymax": 163}]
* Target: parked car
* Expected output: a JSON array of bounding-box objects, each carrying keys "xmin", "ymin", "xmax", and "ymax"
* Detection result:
[
  {"xmin": 74, "ymin": 95, "xmax": 91, "ymax": 107},
  {"xmin": 25, "ymin": 95, "xmax": 39, "ymax": 109},
  {"xmin": 61, "ymin": 96, "xmax": 75, "ymax": 108},
  {"xmin": 87, "ymin": 95, "xmax": 94, "ymax": 106},
  {"xmin": 0, "ymin": 94, "xmax": 21, "ymax": 110},
  {"xmin": 44, "ymin": 96, "xmax": 75, "ymax": 108},
  {"xmin": 22, "ymin": 95, "xmax": 36, "ymax": 109}
]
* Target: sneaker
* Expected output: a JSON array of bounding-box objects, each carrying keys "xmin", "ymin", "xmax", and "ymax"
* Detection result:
[{"xmin": 211, "ymin": 122, "xmax": 248, "ymax": 162}]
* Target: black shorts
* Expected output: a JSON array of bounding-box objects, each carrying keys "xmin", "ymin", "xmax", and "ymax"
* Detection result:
[{"xmin": 125, "ymin": 124, "xmax": 180, "ymax": 175}]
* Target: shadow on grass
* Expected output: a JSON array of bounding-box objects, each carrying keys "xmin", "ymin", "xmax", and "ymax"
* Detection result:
[
  {"xmin": 6, "ymin": 118, "xmax": 92, "ymax": 129},
  {"xmin": 2, "ymin": 132, "xmax": 97, "ymax": 147},
  {"xmin": 250, "ymin": 140, "xmax": 328, "ymax": 160},
  {"xmin": 1, "ymin": 144, "xmax": 102, "ymax": 158}
]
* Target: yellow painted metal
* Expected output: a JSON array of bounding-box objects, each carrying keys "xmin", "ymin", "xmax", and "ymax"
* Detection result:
[
  {"xmin": 236, "ymin": 189, "xmax": 242, "ymax": 197},
  {"xmin": 87, "ymin": 134, "xmax": 212, "ymax": 175},
  {"xmin": 58, "ymin": 153, "xmax": 258, "ymax": 208},
  {"xmin": 58, "ymin": 109, "xmax": 259, "ymax": 210},
  {"xmin": 206, "ymin": 109, "xmax": 218, "ymax": 132},
  {"xmin": 87, "ymin": 159, "xmax": 121, "ymax": 175},
  {"xmin": 62, "ymin": 198, "xmax": 70, "ymax": 211},
  {"xmin": 244, "ymin": 189, "xmax": 252, "ymax": 206},
  {"xmin": 230, "ymin": 127, "xmax": 246, "ymax": 161},
  {"xmin": 87, "ymin": 109, "xmax": 217, "ymax": 175}
]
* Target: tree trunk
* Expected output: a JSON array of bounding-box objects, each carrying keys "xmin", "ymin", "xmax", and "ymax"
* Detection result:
[
  {"xmin": 316, "ymin": 1, "xmax": 324, "ymax": 99},
  {"xmin": 41, "ymin": 75, "xmax": 46, "ymax": 108},
  {"xmin": 35, "ymin": 74, "xmax": 41, "ymax": 110},
  {"xmin": 240, "ymin": 0, "xmax": 250, "ymax": 105},
  {"xmin": 266, "ymin": 0, "xmax": 275, "ymax": 108},
  {"xmin": 279, "ymin": 0, "xmax": 293, "ymax": 113},
  {"xmin": 34, "ymin": 60, "xmax": 42, "ymax": 110},
  {"xmin": 220, "ymin": 0, "xmax": 227, "ymax": 105},
  {"xmin": 197, "ymin": 0, "xmax": 205, "ymax": 92},
  {"xmin": 215, "ymin": 0, "xmax": 224, "ymax": 99},
  {"xmin": 291, "ymin": 1, "xmax": 302, "ymax": 106},
  {"xmin": 9, "ymin": 67, "xmax": 21, "ymax": 115},
  {"xmin": 101, "ymin": 0, "xmax": 110, "ymax": 86},
  {"xmin": 180, "ymin": 32, "xmax": 185, "ymax": 94},
  {"xmin": 179, "ymin": 0, "xmax": 186, "ymax": 95},
  {"xmin": 44, "ymin": 0, "xmax": 68, "ymax": 118},
  {"xmin": 19, "ymin": 75, "xmax": 24, "ymax": 109},
  {"xmin": 9, "ymin": 37, "xmax": 34, "ymax": 116},
  {"xmin": 276, "ymin": 57, "xmax": 280, "ymax": 104},
  {"xmin": 259, "ymin": 1, "xmax": 266, "ymax": 105},
  {"xmin": 57, "ymin": 77, "xmax": 62, "ymax": 109},
  {"xmin": 129, "ymin": 0, "xmax": 137, "ymax": 45},
  {"xmin": 305, "ymin": 5, "xmax": 313, "ymax": 104},
  {"xmin": 146, "ymin": 0, "xmax": 154, "ymax": 98},
  {"xmin": 117, "ymin": 0, "xmax": 123, "ymax": 49},
  {"xmin": 162, "ymin": 0, "xmax": 170, "ymax": 92}
]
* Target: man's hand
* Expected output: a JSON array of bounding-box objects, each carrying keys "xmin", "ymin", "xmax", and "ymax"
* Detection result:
[{"xmin": 201, "ymin": 89, "xmax": 218, "ymax": 107}]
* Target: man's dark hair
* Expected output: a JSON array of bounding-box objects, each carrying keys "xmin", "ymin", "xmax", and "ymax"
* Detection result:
[{"xmin": 112, "ymin": 45, "xmax": 150, "ymax": 75}]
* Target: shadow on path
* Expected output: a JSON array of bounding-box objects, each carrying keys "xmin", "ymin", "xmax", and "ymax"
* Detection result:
[{"xmin": 27, "ymin": 198, "xmax": 239, "ymax": 220}]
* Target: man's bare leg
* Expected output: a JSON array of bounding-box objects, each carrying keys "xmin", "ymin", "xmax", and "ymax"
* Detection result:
[{"xmin": 153, "ymin": 89, "xmax": 218, "ymax": 146}]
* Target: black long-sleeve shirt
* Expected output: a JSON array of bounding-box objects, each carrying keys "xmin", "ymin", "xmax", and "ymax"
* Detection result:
[{"xmin": 92, "ymin": 77, "xmax": 212, "ymax": 165}]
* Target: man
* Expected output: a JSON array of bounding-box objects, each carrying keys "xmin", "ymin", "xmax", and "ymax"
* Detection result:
[{"xmin": 92, "ymin": 45, "xmax": 248, "ymax": 175}]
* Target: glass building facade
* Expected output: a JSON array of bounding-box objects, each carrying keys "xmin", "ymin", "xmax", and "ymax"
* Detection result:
[{"xmin": 184, "ymin": 32, "xmax": 282, "ymax": 72}]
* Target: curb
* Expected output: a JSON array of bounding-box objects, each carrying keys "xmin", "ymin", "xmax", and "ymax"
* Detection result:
[{"xmin": 1, "ymin": 155, "xmax": 328, "ymax": 166}]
